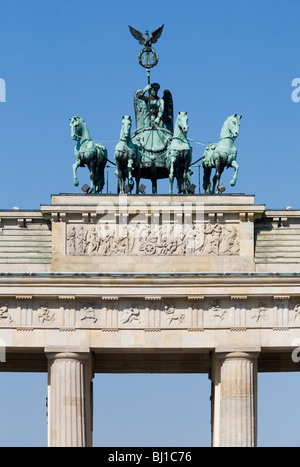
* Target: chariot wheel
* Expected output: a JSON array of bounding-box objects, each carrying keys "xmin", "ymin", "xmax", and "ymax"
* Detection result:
[{"xmin": 144, "ymin": 243, "xmax": 156, "ymax": 255}]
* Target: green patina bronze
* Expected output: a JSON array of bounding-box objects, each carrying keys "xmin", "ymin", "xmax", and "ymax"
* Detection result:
[
  {"xmin": 165, "ymin": 112, "xmax": 192, "ymax": 194},
  {"xmin": 114, "ymin": 115, "xmax": 141, "ymax": 194},
  {"xmin": 129, "ymin": 25, "xmax": 164, "ymax": 71},
  {"xmin": 126, "ymin": 24, "xmax": 193, "ymax": 194},
  {"xmin": 69, "ymin": 25, "xmax": 242, "ymax": 195},
  {"xmin": 70, "ymin": 116, "xmax": 107, "ymax": 194},
  {"xmin": 130, "ymin": 82, "xmax": 174, "ymax": 194},
  {"xmin": 202, "ymin": 114, "xmax": 242, "ymax": 194}
]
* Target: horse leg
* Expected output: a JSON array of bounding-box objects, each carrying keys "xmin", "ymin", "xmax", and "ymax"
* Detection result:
[
  {"xmin": 135, "ymin": 166, "xmax": 141, "ymax": 195},
  {"xmin": 212, "ymin": 165, "xmax": 224, "ymax": 193},
  {"xmin": 152, "ymin": 178, "xmax": 157, "ymax": 195},
  {"xmin": 212, "ymin": 170, "xmax": 219, "ymax": 194},
  {"xmin": 96, "ymin": 148, "xmax": 106, "ymax": 193},
  {"xmin": 119, "ymin": 171, "xmax": 125, "ymax": 194},
  {"xmin": 100, "ymin": 164, "xmax": 106, "ymax": 193},
  {"xmin": 151, "ymin": 160, "xmax": 157, "ymax": 194},
  {"xmin": 202, "ymin": 163, "xmax": 212, "ymax": 194},
  {"xmin": 94, "ymin": 167, "xmax": 100, "ymax": 194},
  {"xmin": 97, "ymin": 167, "xmax": 105, "ymax": 193},
  {"xmin": 182, "ymin": 157, "xmax": 191, "ymax": 193},
  {"xmin": 168, "ymin": 152, "xmax": 176, "ymax": 195},
  {"xmin": 127, "ymin": 157, "xmax": 134, "ymax": 192},
  {"xmin": 116, "ymin": 162, "xmax": 124, "ymax": 194},
  {"xmin": 118, "ymin": 176, "xmax": 125, "ymax": 194},
  {"xmin": 117, "ymin": 171, "xmax": 121, "ymax": 194},
  {"xmin": 87, "ymin": 160, "xmax": 97, "ymax": 194},
  {"xmin": 176, "ymin": 167, "xmax": 183, "ymax": 194},
  {"xmin": 134, "ymin": 152, "xmax": 141, "ymax": 194},
  {"xmin": 72, "ymin": 159, "xmax": 81, "ymax": 187},
  {"xmin": 230, "ymin": 160, "xmax": 239, "ymax": 186},
  {"xmin": 183, "ymin": 171, "xmax": 188, "ymax": 193},
  {"xmin": 169, "ymin": 164, "xmax": 174, "ymax": 194}
]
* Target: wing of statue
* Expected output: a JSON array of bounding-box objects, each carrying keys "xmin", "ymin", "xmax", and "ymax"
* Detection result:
[
  {"xmin": 150, "ymin": 25, "xmax": 164, "ymax": 44},
  {"xmin": 162, "ymin": 89, "xmax": 174, "ymax": 133},
  {"xmin": 134, "ymin": 90, "xmax": 147, "ymax": 130},
  {"xmin": 128, "ymin": 25, "xmax": 145, "ymax": 45}
]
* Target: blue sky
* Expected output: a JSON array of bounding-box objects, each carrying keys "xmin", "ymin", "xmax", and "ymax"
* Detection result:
[
  {"xmin": 0, "ymin": 0, "xmax": 300, "ymax": 447},
  {"xmin": 1, "ymin": 0, "xmax": 300, "ymax": 209}
]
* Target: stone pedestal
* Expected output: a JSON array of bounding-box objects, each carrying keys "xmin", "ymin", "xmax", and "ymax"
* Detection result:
[
  {"xmin": 211, "ymin": 350, "xmax": 259, "ymax": 447},
  {"xmin": 46, "ymin": 349, "xmax": 93, "ymax": 447}
]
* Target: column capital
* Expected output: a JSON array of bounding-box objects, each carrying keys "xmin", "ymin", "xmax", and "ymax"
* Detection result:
[
  {"xmin": 45, "ymin": 346, "xmax": 91, "ymax": 361},
  {"xmin": 215, "ymin": 347, "xmax": 260, "ymax": 361}
]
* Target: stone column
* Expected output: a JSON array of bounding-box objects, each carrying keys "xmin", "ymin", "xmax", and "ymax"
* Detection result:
[
  {"xmin": 211, "ymin": 349, "xmax": 259, "ymax": 447},
  {"xmin": 46, "ymin": 348, "xmax": 93, "ymax": 447}
]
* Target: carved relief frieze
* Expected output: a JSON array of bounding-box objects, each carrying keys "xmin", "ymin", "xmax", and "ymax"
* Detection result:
[
  {"xmin": 251, "ymin": 302, "xmax": 269, "ymax": 323},
  {"xmin": 207, "ymin": 300, "xmax": 229, "ymax": 326},
  {"xmin": 37, "ymin": 303, "xmax": 55, "ymax": 325},
  {"xmin": 66, "ymin": 221, "xmax": 240, "ymax": 257},
  {"xmin": 119, "ymin": 306, "xmax": 142, "ymax": 326},
  {"xmin": 0, "ymin": 302, "xmax": 14, "ymax": 325},
  {"xmin": 294, "ymin": 304, "xmax": 300, "ymax": 322},
  {"xmin": 79, "ymin": 303, "xmax": 98, "ymax": 325},
  {"xmin": 161, "ymin": 304, "xmax": 186, "ymax": 326},
  {"xmin": 1, "ymin": 296, "xmax": 300, "ymax": 332}
]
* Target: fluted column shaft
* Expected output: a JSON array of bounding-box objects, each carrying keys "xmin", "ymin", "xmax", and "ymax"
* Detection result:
[
  {"xmin": 46, "ymin": 350, "xmax": 93, "ymax": 447},
  {"xmin": 211, "ymin": 351, "xmax": 259, "ymax": 447}
]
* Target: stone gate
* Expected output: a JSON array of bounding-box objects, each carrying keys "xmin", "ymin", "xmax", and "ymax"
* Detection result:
[{"xmin": 0, "ymin": 193, "xmax": 299, "ymax": 446}]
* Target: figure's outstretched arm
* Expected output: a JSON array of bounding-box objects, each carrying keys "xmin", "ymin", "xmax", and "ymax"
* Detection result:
[{"xmin": 138, "ymin": 84, "xmax": 151, "ymax": 100}]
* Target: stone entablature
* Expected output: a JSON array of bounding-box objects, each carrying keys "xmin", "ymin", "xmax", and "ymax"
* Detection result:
[
  {"xmin": 0, "ymin": 293, "xmax": 299, "ymax": 332},
  {"xmin": 0, "ymin": 273, "xmax": 299, "ymax": 360},
  {"xmin": 41, "ymin": 193, "xmax": 264, "ymax": 273},
  {"xmin": 1, "ymin": 193, "xmax": 300, "ymax": 273}
]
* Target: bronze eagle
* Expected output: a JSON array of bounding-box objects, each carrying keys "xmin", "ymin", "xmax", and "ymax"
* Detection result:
[{"xmin": 128, "ymin": 25, "xmax": 164, "ymax": 48}]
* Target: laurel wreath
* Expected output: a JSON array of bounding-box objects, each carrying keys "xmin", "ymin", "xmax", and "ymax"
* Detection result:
[{"xmin": 138, "ymin": 47, "xmax": 159, "ymax": 69}]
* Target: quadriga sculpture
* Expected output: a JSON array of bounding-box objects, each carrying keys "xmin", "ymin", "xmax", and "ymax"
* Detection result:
[
  {"xmin": 202, "ymin": 114, "xmax": 242, "ymax": 194},
  {"xmin": 114, "ymin": 115, "xmax": 141, "ymax": 194},
  {"xmin": 166, "ymin": 112, "xmax": 192, "ymax": 194},
  {"xmin": 70, "ymin": 116, "xmax": 107, "ymax": 194}
]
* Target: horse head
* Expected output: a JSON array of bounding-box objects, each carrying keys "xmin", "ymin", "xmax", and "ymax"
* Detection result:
[
  {"xmin": 120, "ymin": 115, "xmax": 132, "ymax": 141},
  {"xmin": 69, "ymin": 116, "xmax": 87, "ymax": 141},
  {"xmin": 176, "ymin": 111, "xmax": 189, "ymax": 135},
  {"xmin": 221, "ymin": 114, "xmax": 242, "ymax": 139}
]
